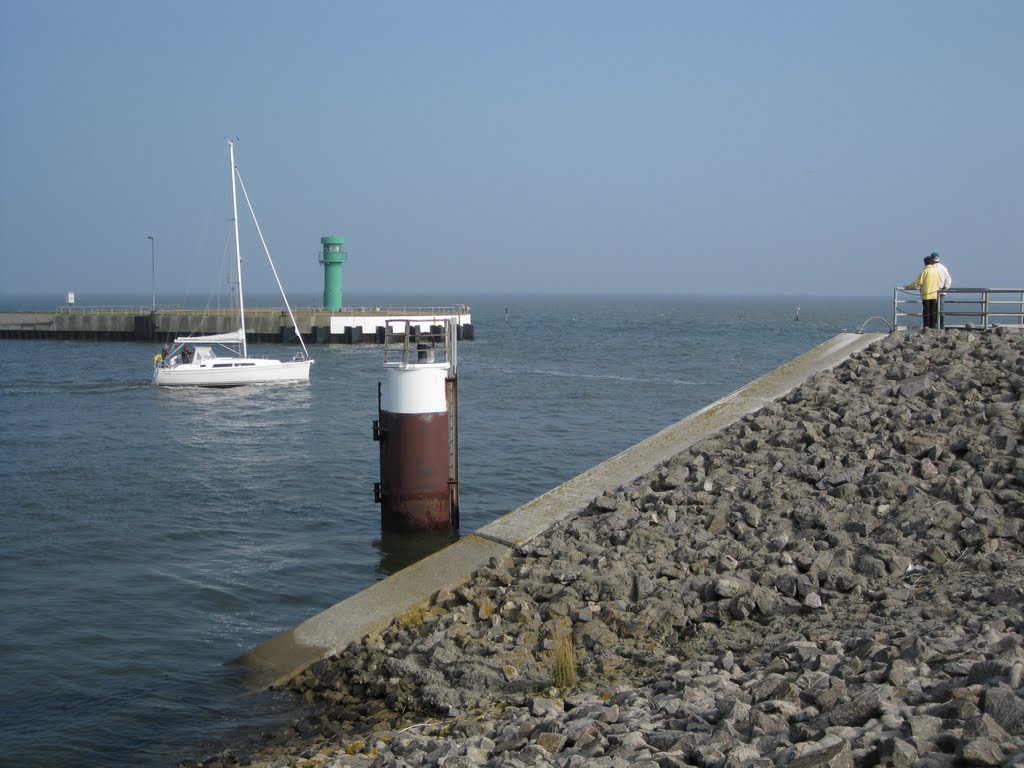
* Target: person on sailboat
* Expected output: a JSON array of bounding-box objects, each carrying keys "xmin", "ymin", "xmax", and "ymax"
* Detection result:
[{"xmin": 181, "ymin": 345, "xmax": 194, "ymax": 364}]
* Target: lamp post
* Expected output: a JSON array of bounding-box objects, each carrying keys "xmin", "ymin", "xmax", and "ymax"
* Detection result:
[{"xmin": 147, "ymin": 235, "xmax": 156, "ymax": 312}]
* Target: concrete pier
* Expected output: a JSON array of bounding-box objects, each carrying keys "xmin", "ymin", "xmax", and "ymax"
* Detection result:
[
  {"xmin": 0, "ymin": 305, "xmax": 473, "ymax": 343},
  {"xmin": 234, "ymin": 331, "xmax": 885, "ymax": 689}
]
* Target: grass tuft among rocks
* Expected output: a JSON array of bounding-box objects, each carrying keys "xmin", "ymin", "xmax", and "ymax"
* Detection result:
[{"xmin": 548, "ymin": 622, "xmax": 577, "ymax": 690}]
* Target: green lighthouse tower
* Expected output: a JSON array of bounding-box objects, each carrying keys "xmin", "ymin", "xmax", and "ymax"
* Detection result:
[{"xmin": 319, "ymin": 235, "xmax": 348, "ymax": 311}]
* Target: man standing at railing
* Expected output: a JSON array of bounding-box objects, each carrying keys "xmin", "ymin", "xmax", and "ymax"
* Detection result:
[
  {"xmin": 929, "ymin": 253, "xmax": 952, "ymax": 329},
  {"xmin": 904, "ymin": 255, "xmax": 942, "ymax": 329},
  {"xmin": 930, "ymin": 253, "xmax": 952, "ymax": 290}
]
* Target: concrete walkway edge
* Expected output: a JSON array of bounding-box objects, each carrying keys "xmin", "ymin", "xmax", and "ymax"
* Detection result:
[{"xmin": 234, "ymin": 331, "xmax": 885, "ymax": 688}]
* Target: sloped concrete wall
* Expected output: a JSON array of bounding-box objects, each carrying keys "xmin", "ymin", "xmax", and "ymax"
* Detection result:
[{"xmin": 235, "ymin": 332, "xmax": 886, "ymax": 688}]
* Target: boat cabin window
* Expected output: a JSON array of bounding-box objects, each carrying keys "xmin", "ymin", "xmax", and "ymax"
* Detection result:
[{"xmin": 192, "ymin": 346, "xmax": 215, "ymax": 363}]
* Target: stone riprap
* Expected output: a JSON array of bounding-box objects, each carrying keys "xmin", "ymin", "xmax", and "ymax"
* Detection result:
[{"xmin": 189, "ymin": 328, "xmax": 1024, "ymax": 768}]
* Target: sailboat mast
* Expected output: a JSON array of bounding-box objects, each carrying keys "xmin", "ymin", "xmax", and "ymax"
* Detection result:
[{"xmin": 229, "ymin": 139, "xmax": 248, "ymax": 358}]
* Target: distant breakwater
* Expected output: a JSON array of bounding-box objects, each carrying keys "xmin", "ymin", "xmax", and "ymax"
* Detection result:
[{"xmin": 0, "ymin": 307, "xmax": 474, "ymax": 343}]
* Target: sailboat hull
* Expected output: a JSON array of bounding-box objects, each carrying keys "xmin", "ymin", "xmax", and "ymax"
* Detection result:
[{"xmin": 153, "ymin": 358, "xmax": 312, "ymax": 387}]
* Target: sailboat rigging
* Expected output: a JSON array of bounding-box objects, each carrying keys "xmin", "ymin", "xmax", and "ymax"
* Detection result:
[{"xmin": 152, "ymin": 140, "xmax": 313, "ymax": 387}]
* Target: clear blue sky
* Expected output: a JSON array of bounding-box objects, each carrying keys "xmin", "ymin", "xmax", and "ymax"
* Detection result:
[{"xmin": 1, "ymin": 0, "xmax": 1021, "ymax": 300}]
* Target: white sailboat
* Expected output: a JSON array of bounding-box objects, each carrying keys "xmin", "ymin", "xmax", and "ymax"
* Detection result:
[{"xmin": 153, "ymin": 140, "xmax": 313, "ymax": 387}]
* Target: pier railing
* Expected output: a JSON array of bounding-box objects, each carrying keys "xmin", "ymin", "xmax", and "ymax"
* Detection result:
[
  {"xmin": 54, "ymin": 303, "xmax": 471, "ymax": 317},
  {"xmin": 55, "ymin": 305, "xmax": 187, "ymax": 314},
  {"xmin": 336, "ymin": 304, "xmax": 470, "ymax": 317},
  {"xmin": 894, "ymin": 287, "xmax": 1024, "ymax": 330}
]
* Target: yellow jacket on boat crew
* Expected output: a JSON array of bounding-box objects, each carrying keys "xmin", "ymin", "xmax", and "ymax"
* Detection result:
[{"xmin": 905, "ymin": 264, "xmax": 941, "ymax": 301}]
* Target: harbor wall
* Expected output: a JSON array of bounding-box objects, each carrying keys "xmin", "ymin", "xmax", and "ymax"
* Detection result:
[
  {"xmin": 0, "ymin": 309, "xmax": 474, "ymax": 343},
  {"xmin": 234, "ymin": 331, "xmax": 886, "ymax": 689}
]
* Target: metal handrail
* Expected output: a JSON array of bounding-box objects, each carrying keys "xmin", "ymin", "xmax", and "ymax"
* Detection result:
[
  {"xmin": 894, "ymin": 287, "xmax": 1024, "ymax": 329},
  {"xmin": 332, "ymin": 304, "xmax": 471, "ymax": 316},
  {"xmin": 382, "ymin": 319, "xmax": 453, "ymax": 368},
  {"xmin": 55, "ymin": 305, "xmax": 186, "ymax": 314},
  {"xmin": 54, "ymin": 303, "xmax": 471, "ymax": 316}
]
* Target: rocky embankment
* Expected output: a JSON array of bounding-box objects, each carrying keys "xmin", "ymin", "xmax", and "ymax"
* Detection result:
[{"xmin": 190, "ymin": 328, "xmax": 1024, "ymax": 768}]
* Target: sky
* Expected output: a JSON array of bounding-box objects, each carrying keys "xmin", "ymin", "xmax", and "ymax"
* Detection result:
[{"xmin": 0, "ymin": 0, "xmax": 1021, "ymax": 302}]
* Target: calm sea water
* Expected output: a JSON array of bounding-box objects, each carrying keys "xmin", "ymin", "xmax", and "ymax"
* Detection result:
[{"xmin": 0, "ymin": 294, "xmax": 889, "ymax": 766}]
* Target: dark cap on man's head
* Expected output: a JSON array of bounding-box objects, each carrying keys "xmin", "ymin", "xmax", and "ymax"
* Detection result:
[{"xmin": 930, "ymin": 252, "xmax": 941, "ymax": 262}]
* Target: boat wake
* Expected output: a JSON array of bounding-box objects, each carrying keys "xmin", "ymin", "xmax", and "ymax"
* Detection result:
[{"xmin": 477, "ymin": 363, "xmax": 696, "ymax": 387}]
